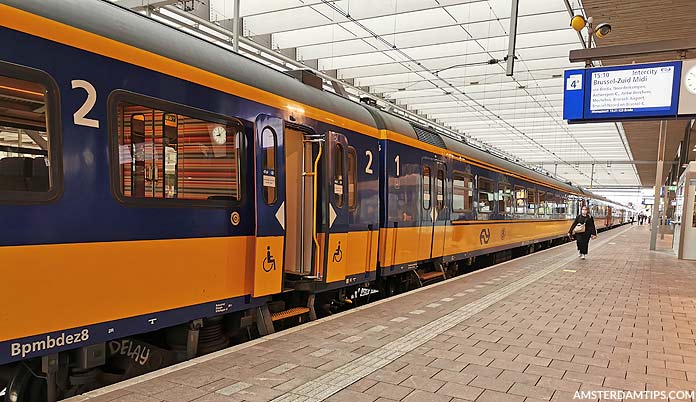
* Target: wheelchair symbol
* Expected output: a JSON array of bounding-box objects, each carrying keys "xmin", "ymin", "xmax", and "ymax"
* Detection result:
[
  {"xmin": 332, "ymin": 241, "xmax": 343, "ymax": 263},
  {"xmin": 262, "ymin": 246, "xmax": 276, "ymax": 272}
]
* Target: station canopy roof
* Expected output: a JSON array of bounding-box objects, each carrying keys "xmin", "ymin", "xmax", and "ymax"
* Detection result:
[{"xmin": 119, "ymin": 0, "xmax": 643, "ymax": 188}]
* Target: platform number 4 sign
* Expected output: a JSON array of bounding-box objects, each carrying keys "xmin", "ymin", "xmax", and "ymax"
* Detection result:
[{"xmin": 566, "ymin": 74, "xmax": 582, "ymax": 91}]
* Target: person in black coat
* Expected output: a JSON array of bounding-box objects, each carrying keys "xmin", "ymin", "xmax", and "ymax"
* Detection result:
[{"xmin": 568, "ymin": 205, "xmax": 597, "ymax": 260}]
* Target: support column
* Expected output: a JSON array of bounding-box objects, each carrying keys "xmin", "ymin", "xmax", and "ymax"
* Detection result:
[
  {"xmin": 590, "ymin": 163, "xmax": 595, "ymax": 189},
  {"xmin": 233, "ymin": 0, "xmax": 240, "ymax": 52},
  {"xmin": 505, "ymin": 0, "xmax": 519, "ymax": 76},
  {"xmin": 650, "ymin": 120, "xmax": 667, "ymax": 250}
]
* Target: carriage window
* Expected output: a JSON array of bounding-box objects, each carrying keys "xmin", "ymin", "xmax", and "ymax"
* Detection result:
[
  {"xmin": 527, "ymin": 188, "xmax": 537, "ymax": 215},
  {"xmin": 422, "ymin": 165, "xmax": 431, "ymax": 210},
  {"xmin": 262, "ymin": 127, "xmax": 276, "ymax": 204},
  {"xmin": 436, "ymin": 169, "xmax": 445, "ymax": 210},
  {"xmin": 497, "ymin": 183, "xmax": 512, "ymax": 215},
  {"xmin": 452, "ymin": 172, "xmax": 473, "ymax": 213},
  {"xmin": 546, "ymin": 192, "xmax": 555, "ymax": 215},
  {"xmin": 115, "ymin": 99, "xmax": 243, "ymax": 204},
  {"xmin": 477, "ymin": 177, "xmax": 495, "ymax": 213},
  {"xmin": 514, "ymin": 186, "xmax": 526, "ymax": 214},
  {"xmin": 538, "ymin": 191, "xmax": 546, "ymax": 215},
  {"xmin": 0, "ymin": 71, "xmax": 58, "ymax": 200},
  {"xmin": 555, "ymin": 194, "xmax": 565, "ymax": 214},
  {"xmin": 333, "ymin": 143, "xmax": 344, "ymax": 208},
  {"xmin": 347, "ymin": 146, "xmax": 357, "ymax": 211}
]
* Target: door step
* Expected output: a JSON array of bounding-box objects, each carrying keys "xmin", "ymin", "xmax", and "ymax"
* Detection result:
[
  {"xmin": 417, "ymin": 271, "xmax": 445, "ymax": 284},
  {"xmin": 270, "ymin": 307, "xmax": 311, "ymax": 322}
]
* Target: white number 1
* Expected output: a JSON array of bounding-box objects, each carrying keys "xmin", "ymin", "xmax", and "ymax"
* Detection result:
[
  {"xmin": 71, "ymin": 79, "xmax": 99, "ymax": 128},
  {"xmin": 395, "ymin": 155, "xmax": 400, "ymax": 177}
]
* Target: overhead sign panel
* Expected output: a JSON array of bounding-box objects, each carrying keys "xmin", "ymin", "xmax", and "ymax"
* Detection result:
[
  {"xmin": 563, "ymin": 61, "xmax": 685, "ymax": 122},
  {"xmin": 585, "ymin": 62, "xmax": 680, "ymax": 119}
]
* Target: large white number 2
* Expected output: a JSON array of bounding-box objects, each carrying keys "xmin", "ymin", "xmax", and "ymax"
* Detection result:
[
  {"xmin": 71, "ymin": 79, "xmax": 100, "ymax": 128},
  {"xmin": 365, "ymin": 150, "xmax": 373, "ymax": 174},
  {"xmin": 395, "ymin": 155, "xmax": 400, "ymax": 177}
]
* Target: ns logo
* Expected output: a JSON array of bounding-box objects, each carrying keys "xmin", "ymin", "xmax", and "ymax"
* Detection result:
[{"xmin": 479, "ymin": 228, "xmax": 491, "ymax": 245}]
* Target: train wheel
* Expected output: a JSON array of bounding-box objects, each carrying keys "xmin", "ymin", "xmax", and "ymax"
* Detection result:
[{"xmin": 4, "ymin": 363, "xmax": 46, "ymax": 402}]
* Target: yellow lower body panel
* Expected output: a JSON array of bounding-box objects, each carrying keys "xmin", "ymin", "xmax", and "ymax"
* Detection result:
[
  {"xmin": 0, "ymin": 236, "xmax": 254, "ymax": 343},
  {"xmin": 443, "ymin": 219, "xmax": 574, "ymax": 257},
  {"xmin": 319, "ymin": 230, "xmax": 378, "ymax": 284},
  {"xmin": 253, "ymin": 236, "xmax": 285, "ymax": 297},
  {"xmin": 380, "ymin": 220, "xmax": 575, "ymax": 267}
]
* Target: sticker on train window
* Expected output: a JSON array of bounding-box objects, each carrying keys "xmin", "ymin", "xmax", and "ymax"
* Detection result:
[
  {"xmin": 263, "ymin": 174, "xmax": 276, "ymax": 187},
  {"xmin": 334, "ymin": 182, "xmax": 343, "ymax": 195}
]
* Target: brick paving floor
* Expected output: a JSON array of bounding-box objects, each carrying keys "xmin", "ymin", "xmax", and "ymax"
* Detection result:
[{"xmin": 69, "ymin": 226, "xmax": 696, "ymax": 402}]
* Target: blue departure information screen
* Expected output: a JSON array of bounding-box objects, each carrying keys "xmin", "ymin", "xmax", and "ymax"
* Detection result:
[{"xmin": 563, "ymin": 61, "xmax": 682, "ymax": 122}]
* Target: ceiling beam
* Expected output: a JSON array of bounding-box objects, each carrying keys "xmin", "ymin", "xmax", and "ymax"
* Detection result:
[{"xmin": 569, "ymin": 38, "xmax": 696, "ymax": 63}]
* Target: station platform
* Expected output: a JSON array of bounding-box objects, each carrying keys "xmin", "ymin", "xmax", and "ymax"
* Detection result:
[{"xmin": 69, "ymin": 226, "xmax": 696, "ymax": 402}]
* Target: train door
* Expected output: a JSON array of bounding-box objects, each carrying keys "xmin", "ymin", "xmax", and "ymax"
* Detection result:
[
  {"xmin": 432, "ymin": 162, "xmax": 448, "ymax": 259},
  {"xmin": 418, "ymin": 160, "xmax": 434, "ymax": 261},
  {"xmin": 323, "ymin": 132, "xmax": 349, "ymax": 283},
  {"xmin": 284, "ymin": 126, "xmax": 318, "ymax": 276},
  {"xmin": 252, "ymin": 115, "xmax": 286, "ymax": 297},
  {"xmin": 418, "ymin": 158, "xmax": 446, "ymax": 261}
]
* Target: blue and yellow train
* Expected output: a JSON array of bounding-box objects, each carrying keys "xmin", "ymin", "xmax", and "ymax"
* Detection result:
[{"xmin": 0, "ymin": 0, "xmax": 630, "ymax": 400}]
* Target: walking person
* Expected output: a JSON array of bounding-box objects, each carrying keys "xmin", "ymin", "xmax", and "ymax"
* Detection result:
[{"xmin": 568, "ymin": 205, "xmax": 597, "ymax": 260}]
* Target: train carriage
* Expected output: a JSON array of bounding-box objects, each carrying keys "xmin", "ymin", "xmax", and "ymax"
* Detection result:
[
  {"xmin": 0, "ymin": 1, "xmax": 630, "ymax": 400},
  {"xmin": 0, "ymin": 0, "xmax": 383, "ymax": 397}
]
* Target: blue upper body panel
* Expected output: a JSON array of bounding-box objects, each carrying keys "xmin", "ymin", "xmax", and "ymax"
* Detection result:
[{"xmin": 0, "ymin": 27, "xmax": 380, "ymax": 246}]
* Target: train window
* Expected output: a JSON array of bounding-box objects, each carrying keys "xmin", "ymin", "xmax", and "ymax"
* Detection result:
[
  {"xmin": 561, "ymin": 195, "xmax": 570, "ymax": 215},
  {"xmin": 333, "ymin": 143, "xmax": 344, "ymax": 208},
  {"xmin": 347, "ymin": 146, "xmax": 357, "ymax": 211},
  {"xmin": 555, "ymin": 194, "xmax": 564, "ymax": 214},
  {"xmin": 538, "ymin": 191, "xmax": 546, "ymax": 215},
  {"xmin": 114, "ymin": 96, "xmax": 244, "ymax": 205},
  {"xmin": 452, "ymin": 172, "xmax": 473, "ymax": 212},
  {"xmin": 436, "ymin": 169, "xmax": 445, "ymax": 210},
  {"xmin": 0, "ymin": 66, "xmax": 61, "ymax": 202},
  {"xmin": 527, "ymin": 188, "xmax": 537, "ymax": 215},
  {"xmin": 422, "ymin": 165, "xmax": 431, "ymax": 210},
  {"xmin": 477, "ymin": 177, "xmax": 495, "ymax": 213},
  {"xmin": 514, "ymin": 186, "xmax": 526, "ymax": 214},
  {"xmin": 262, "ymin": 127, "xmax": 276, "ymax": 204},
  {"xmin": 546, "ymin": 192, "xmax": 555, "ymax": 215},
  {"xmin": 497, "ymin": 183, "xmax": 512, "ymax": 215}
]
